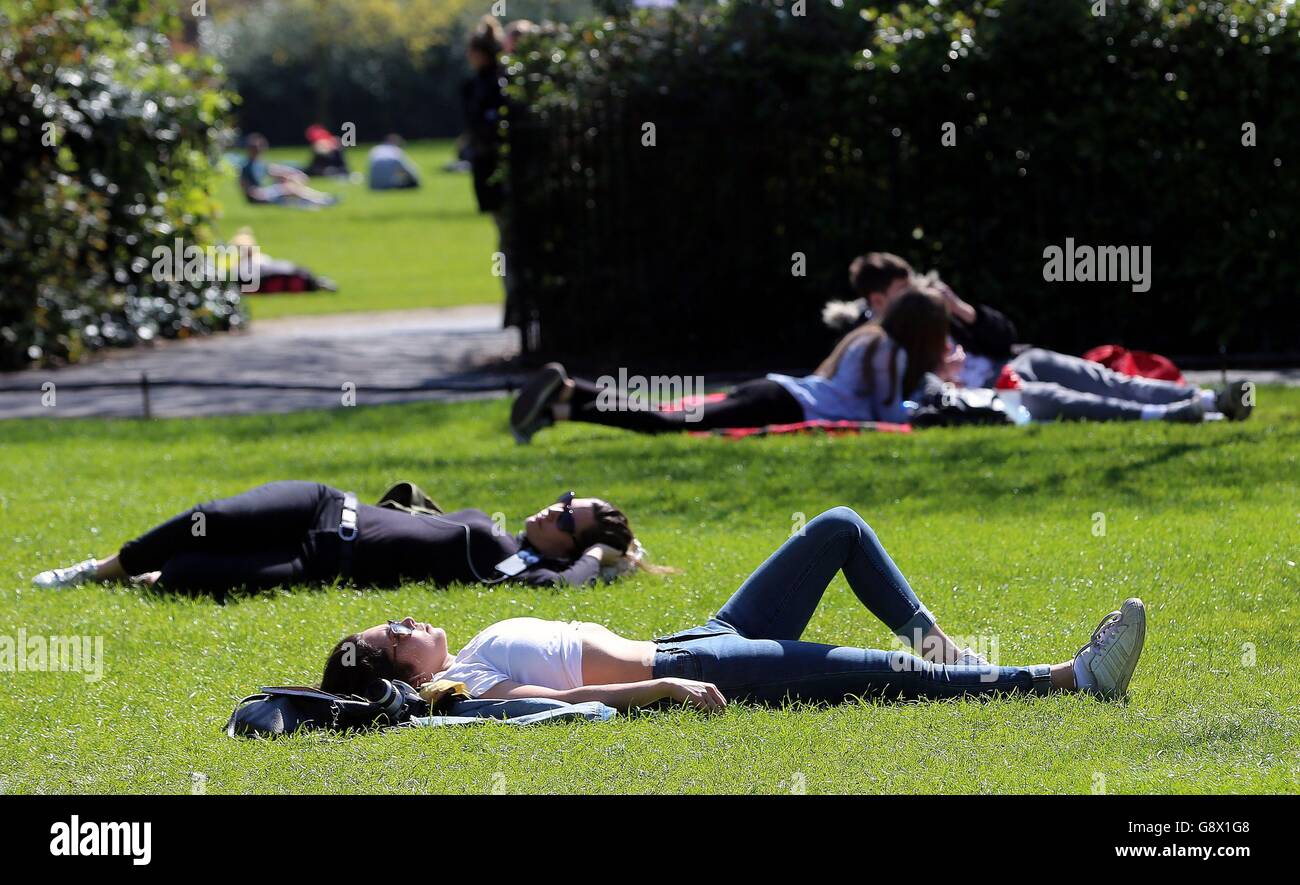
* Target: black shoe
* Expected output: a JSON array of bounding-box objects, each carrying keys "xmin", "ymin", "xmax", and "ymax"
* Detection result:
[
  {"xmin": 510, "ymin": 363, "xmax": 568, "ymax": 443},
  {"xmin": 1162, "ymin": 396, "xmax": 1205, "ymax": 423},
  {"xmin": 1215, "ymin": 380, "xmax": 1255, "ymax": 421}
]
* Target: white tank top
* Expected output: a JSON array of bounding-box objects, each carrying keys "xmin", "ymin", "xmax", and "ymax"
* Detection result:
[{"xmin": 433, "ymin": 617, "xmax": 584, "ymax": 697}]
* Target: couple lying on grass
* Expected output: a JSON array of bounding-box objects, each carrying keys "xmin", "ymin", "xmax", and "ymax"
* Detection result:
[
  {"xmin": 35, "ymin": 486, "xmax": 1147, "ymax": 711},
  {"xmin": 509, "ymin": 251, "xmax": 1253, "ymax": 441}
]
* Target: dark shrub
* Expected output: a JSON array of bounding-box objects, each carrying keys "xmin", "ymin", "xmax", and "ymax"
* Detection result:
[
  {"xmin": 505, "ymin": 1, "xmax": 1300, "ymax": 371},
  {"xmin": 0, "ymin": 0, "xmax": 244, "ymax": 370}
]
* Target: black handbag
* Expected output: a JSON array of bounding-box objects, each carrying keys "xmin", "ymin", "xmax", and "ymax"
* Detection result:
[
  {"xmin": 224, "ymin": 680, "xmax": 428, "ymax": 738},
  {"xmin": 910, "ymin": 385, "xmax": 1014, "ymax": 428}
]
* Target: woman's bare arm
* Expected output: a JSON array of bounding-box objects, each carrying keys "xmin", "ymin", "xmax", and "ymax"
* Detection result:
[{"xmin": 478, "ymin": 677, "xmax": 726, "ymax": 712}]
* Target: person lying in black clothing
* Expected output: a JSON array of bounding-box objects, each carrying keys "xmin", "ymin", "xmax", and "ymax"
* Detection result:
[{"xmin": 32, "ymin": 481, "xmax": 659, "ymax": 598}]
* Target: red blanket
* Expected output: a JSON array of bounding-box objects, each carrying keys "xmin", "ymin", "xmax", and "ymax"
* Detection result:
[{"xmin": 688, "ymin": 420, "xmax": 912, "ymax": 439}]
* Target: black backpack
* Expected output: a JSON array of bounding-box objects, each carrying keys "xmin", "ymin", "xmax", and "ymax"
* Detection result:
[
  {"xmin": 910, "ymin": 384, "xmax": 1015, "ymax": 428},
  {"xmin": 225, "ymin": 680, "xmax": 429, "ymax": 739}
]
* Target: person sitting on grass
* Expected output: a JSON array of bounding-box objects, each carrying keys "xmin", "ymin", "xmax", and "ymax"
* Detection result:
[
  {"xmin": 239, "ymin": 134, "xmax": 338, "ymax": 208},
  {"xmin": 32, "ymin": 482, "xmax": 662, "ymax": 597},
  {"xmin": 509, "ymin": 286, "xmax": 951, "ymax": 442},
  {"xmin": 302, "ymin": 124, "xmax": 350, "ymax": 178},
  {"xmin": 320, "ymin": 507, "xmax": 1147, "ymax": 709},
  {"xmin": 367, "ymin": 134, "xmax": 421, "ymax": 190}
]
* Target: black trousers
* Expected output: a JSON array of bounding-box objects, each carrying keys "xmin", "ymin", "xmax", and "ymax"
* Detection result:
[
  {"xmin": 118, "ymin": 481, "xmax": 344, "ymax": 596},
  {"xmin": 567, "ymin": 377, "xmax": 805, "ymax": 433}
]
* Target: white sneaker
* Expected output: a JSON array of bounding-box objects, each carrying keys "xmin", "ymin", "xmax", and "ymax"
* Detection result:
[
  {"xmin": 1073, "ymin": 598, "xmax": 1147, "ymax": 700},
  {"xmin": 32, "ymin": 558, "xmax": 99, "ymax": 589},
  {"xmin": 955, "ymin": 647, "xmax": 989, "ymax": 666}
]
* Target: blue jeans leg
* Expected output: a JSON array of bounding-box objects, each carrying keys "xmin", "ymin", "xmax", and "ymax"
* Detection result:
[
  {"xmin": 713, "ymin": 507, "xmax": 935, "ymax": 644},
  {"xmin": 653, "ymin": 630, "xmax": 1052, "ymax": 704}
]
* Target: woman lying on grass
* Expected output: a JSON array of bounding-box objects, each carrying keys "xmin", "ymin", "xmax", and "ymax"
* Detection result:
[
  {"xmin": 321, "ymin": 507, "xmax": 1147, "ymax": 709},
  {"xmin": 509, "ymin": 287, "xmax": 952, "ymax": 442},
  {"xmin": 33, "ymin": 481, "xmax": 656, "ymax": 597}
]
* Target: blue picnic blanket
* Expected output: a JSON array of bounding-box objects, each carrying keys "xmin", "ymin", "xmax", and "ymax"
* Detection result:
[{"xmin": 406, "ymin": 698, "xmax": 617, "ymax": 728}]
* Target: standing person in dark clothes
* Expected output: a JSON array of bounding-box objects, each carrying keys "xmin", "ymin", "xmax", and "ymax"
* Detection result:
[
  {"xmin": 460, "ymin": 16, "xmax": 524, "ymax": 329},
  {"xmin": 31, "ymin": 482, "xmax": 667, "ymax": 597},
  {"xmin": 461, "ymin": 17, "xmax": 506, "ymax": 214}
]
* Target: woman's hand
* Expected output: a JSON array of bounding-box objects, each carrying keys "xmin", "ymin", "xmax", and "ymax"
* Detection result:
[
  {"xmin": 660, "ymin": 677, "xmax": 728, "ymax": 712},
  {"xmin": 585, "ymin": 543, "xmax": 625, "ymax": 566}
]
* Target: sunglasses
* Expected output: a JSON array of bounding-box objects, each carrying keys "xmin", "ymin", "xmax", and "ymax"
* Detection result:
[
  {"xmin": 555, "ymin": 491, "xmax": 577, "ymax": 537},
  {"xmin": 386, "ymin": 620, "xmax": 416, "ymax": 641}
]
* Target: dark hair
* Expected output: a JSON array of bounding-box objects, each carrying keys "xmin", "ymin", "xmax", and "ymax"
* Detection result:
[
  {"xmin": 575, "ymin": 500, "xmax": 634, "ymax": 554},
  {"xmin": 467, "ymin": 16, "xmax": 503, "ymax": 59},
  {"xmin": 816, "ymin": 286, "xmax": 949, "ymax": 403},
  {"xmin": 320, "ymin": 633, "xmax": 396, "ymax": 697},
  {"xmin": 246, "ymin": 133, "xmax": 268, "ymax": 152},
  {"xmin": 848, "ymin": 252, "xmax": 912, "ymax": 299}
]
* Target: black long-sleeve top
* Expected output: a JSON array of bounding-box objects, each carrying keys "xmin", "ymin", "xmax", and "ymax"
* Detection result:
[
  {"xmin": 352, "ymin": 507, "xmax": 598, "ymax": 589},
  {"xmin": 949, "ymin": 302, "xmax": 1019, "ymax": 361}
]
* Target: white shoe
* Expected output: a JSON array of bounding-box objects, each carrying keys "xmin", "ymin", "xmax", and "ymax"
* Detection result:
[
  {"xmin": 955, "ymin": 647, "xmax": 989, "ymax": 666},
  {"xmin": 32, "ymin": 557, "xmax": 99, "ymax": 589},
  {"xmin": 1073, "ymin": 598, "xmax": 1146, "ymax": 700}
]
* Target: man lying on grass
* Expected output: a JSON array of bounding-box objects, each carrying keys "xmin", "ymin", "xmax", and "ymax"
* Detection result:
[
  {"xmin": 322, "ymin": 507, "xmax": 1147, "ymax": 710},
  {"xmin": 33, "ymin": 482, "xmax": 663, "ymax": 596}
]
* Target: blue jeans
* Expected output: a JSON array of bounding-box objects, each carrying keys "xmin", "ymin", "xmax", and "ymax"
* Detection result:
[{"xmin": 652, "ymin": 507, "xmax": 1053, "ymax": 704}]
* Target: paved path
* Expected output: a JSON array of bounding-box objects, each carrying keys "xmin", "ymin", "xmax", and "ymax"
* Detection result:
[
  {"xmin": 0, "ymin": 308, "xmax": 1294, "ymax": 420},
  {"xmin": 0, "ymin": 305, "xmax": 521, "ymax": 419}
]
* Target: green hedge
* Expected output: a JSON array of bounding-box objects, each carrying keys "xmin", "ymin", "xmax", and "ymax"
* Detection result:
[
  {"xmin": 0, "ymin": 0, "xmax": 243, "ymax": 370},
  {"xmin": 505, "ymin": 1, "xmax": 1299, "ymax": 371}
]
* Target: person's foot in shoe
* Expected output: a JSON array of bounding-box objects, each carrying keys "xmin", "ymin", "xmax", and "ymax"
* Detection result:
[
  {"xmin": 1215, "ymin": 380, "xmax": 1255, "ymax": 421},
  {"xmin": 510, "ymin": 362, "xmax": 568, "ymax": 443},
  {"xmin": 1162, "ymin": 396, "xmax": 1205, "ymax": 423},
  {"xmin": 32, "ymin": 557, "xmax": 99, "ymax": 589},
  {"xmin": 1073, "ymin": 598, "xmax": 1147, "ymax": 700}
]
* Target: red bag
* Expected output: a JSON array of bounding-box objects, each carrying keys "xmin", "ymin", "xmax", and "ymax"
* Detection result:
[{"xmin": 1081, "ymin": 344, "xmax": 1185, "ymax": 384}]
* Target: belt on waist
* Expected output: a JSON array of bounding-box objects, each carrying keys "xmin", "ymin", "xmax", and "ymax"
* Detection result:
[{"xmin": 338, "ymin": 491, "xmax": 358, "ymax": 576}]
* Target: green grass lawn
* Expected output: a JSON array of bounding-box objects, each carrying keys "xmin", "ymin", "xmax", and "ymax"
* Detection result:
[
  {"xmin": 214, "ymin": 140, "xmax": 501, "ymax": 321},
  {"xmin": 2, "ymin": 393, "xmax": 1298, "ymax": 794}
]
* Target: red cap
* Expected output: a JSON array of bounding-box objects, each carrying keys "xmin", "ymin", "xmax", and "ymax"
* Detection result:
[
  {"xmin": 305, "ymin": 124, "xmax": 333, "ymax": 144},
  {"xmin": 995, "ymin": 365, "xmax": 1023, "ymax": 390}
]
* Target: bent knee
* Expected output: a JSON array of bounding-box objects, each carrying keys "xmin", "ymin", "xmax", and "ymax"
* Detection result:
[{"xmin": 811, "ymin": 506, "xmax": 869, "ymax": 533}]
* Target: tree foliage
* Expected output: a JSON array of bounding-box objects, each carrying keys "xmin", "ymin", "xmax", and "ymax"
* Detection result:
[
  {"xmin": 504, "ymin": 0, "xmax": 1300, "ymax": 369},
  {"xmin": 0, "ymin": 0, "xmax": 243, "ymax": 369}
]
